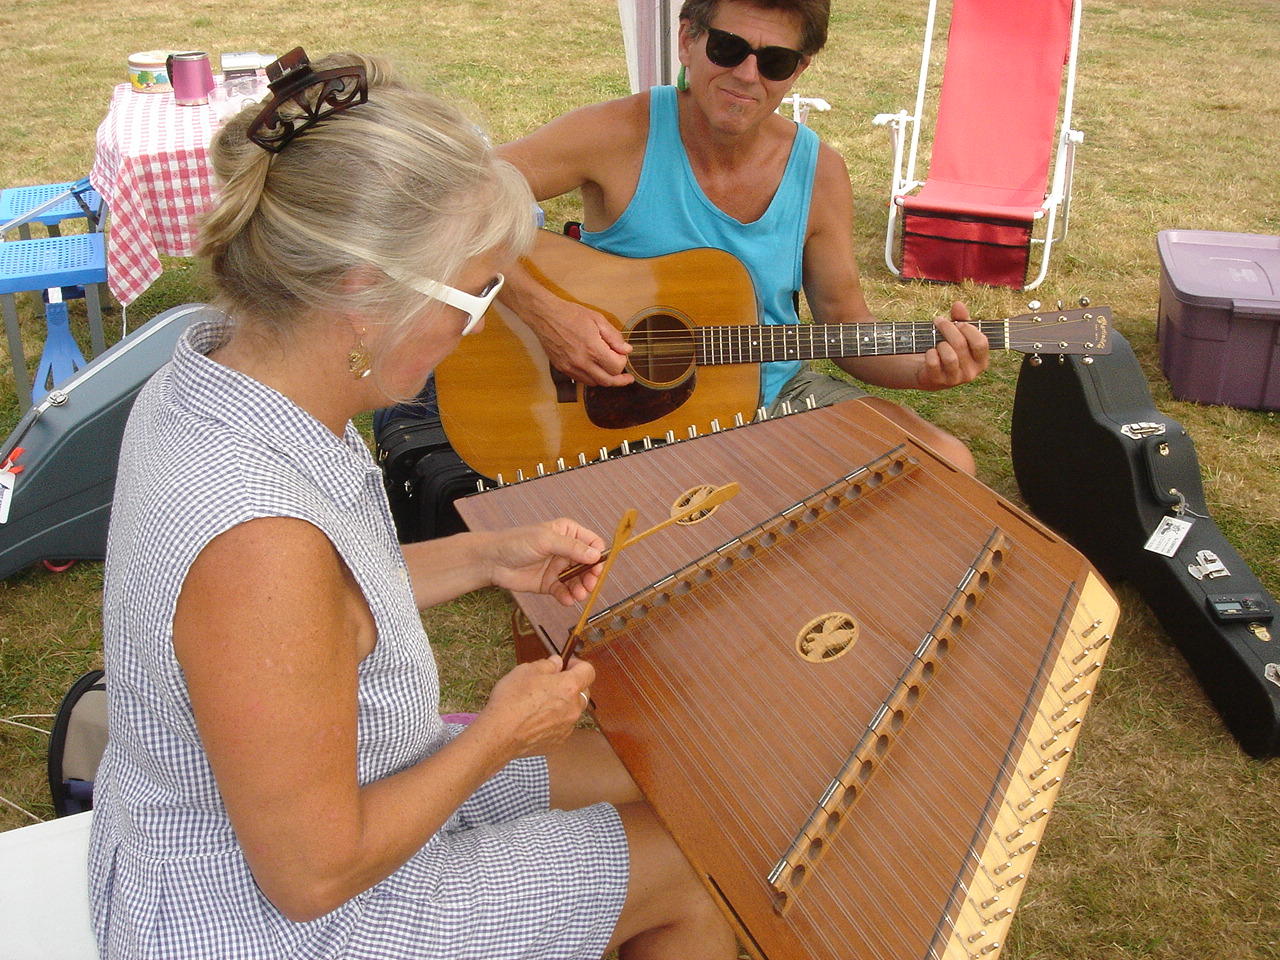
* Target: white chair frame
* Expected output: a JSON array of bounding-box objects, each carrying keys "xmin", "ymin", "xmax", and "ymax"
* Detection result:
[{"xmin": 872, "ymin": 0, "xmax": 1084, "ymax": 290}]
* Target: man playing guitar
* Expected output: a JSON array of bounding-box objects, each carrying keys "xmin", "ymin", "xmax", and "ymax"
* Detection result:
[{"xmin": 496, "ymin": 0, "xmax": 989, "ymax": 473}]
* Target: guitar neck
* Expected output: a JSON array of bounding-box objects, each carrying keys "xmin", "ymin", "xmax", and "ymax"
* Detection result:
[{"xmin": 697, "ymin": 321, "xmax": 1013, "ymax": 365}]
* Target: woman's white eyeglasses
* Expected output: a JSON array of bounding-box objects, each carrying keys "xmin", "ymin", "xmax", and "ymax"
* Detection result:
[{"xmin": 409, "ymin": 274, "xmax": 505, "ymax": 336}]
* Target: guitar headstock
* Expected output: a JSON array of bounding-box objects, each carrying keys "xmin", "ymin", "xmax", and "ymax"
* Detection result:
[{"xmin": 1005, "ymin": 304, "xmax": 1113, "ymax": 357}]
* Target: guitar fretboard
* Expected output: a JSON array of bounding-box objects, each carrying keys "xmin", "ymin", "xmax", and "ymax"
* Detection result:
[{"xmin": 697, "ymin": 321, "xmax": 1010, "ymax": 364}]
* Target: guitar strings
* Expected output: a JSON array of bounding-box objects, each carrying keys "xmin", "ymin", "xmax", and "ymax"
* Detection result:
[{"xmin": 618, "ymin": 316, "xmax": 1102, "ymax": 362}]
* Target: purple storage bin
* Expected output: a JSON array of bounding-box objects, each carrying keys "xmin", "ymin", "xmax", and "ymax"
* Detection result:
[{"xmin": 1156, "ymin": 230, "xmax": 1280, "ymax": 411}]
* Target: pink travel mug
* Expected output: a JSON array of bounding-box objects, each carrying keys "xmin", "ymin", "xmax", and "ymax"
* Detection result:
[{"xmin": 167, "ymin": 51, "xmax": 215, "ymax": 106}]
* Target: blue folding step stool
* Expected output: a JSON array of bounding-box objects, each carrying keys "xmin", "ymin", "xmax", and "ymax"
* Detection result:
[
  {"xmin": 1, "ymin": 234, "xmax": 108, "ymax": 413},
  {"xmin": 1, "ymin": 179, "xmax": 108, "ymax": 414},
  {"xmin": 31, "ymin": 291, "xmax": 88, "ymax": 405},
  {"xmin": 0, "ymin": 180, "xmax": 103, "ymax": 239}
]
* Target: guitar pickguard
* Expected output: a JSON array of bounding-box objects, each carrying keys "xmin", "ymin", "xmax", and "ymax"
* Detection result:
[{"xmin": 584, "ymin": 377, "xmax": 696, "ymax": 429}]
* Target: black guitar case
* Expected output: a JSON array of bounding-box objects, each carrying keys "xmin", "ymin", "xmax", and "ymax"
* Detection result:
[
  {"xmin": 0, "ymin": 303, "xmax": 213, "ymax": 580},
  {"xmin": 1010, "ymin": 331, "xmax": 1279, "ymax": 757}
]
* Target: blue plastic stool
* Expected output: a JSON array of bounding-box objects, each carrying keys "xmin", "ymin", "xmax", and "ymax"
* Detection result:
[
  {"xmin": 1, "ymin": 233, "xmax": 107, "ymax": 413},
  {"xmin": 31, "ymin": 295, "xmax": 87, "ymax": 404},
  {"xmin": 0, "ymin": 181, "xmax": 103, "ymax": 240}
]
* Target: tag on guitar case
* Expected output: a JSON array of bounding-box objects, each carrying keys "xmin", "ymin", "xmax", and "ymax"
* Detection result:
[{"xmin": 1143, "ymin": 514, "xmax": 1193, "ymax": 556}]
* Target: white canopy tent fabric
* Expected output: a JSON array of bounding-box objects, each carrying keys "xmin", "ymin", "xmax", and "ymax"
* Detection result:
[{"xmin": 618, "ymin": 0, "xmax": 682, "ymax": 92}]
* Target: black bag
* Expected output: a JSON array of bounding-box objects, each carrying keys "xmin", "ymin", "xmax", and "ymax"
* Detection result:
[
  {"xmin": 1011, "ymin": 331, "xmax": 1279, "ymax": 757},
  {"xmin": 47, "ymin": 669, "xmax": 107, "ymax": 816},
  {"xmin": 374, "ymin": 379, "xmax": 485, "ymax": 543}
]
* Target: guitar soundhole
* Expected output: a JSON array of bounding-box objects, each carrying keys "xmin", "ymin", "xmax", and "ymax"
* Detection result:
[{"xmin": 627, "ymin": 310, "xmax": 696, "ymax": 388}]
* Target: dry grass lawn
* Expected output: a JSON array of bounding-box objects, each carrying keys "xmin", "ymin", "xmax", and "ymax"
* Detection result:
[{"xmin": 1, "ymin": 1, "xmax": 1277, "ymax": 957}]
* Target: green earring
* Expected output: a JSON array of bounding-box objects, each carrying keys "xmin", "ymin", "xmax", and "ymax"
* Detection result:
[{"xmin": 676, "ymin": 64, "xmax": 688, "ymax": 91}]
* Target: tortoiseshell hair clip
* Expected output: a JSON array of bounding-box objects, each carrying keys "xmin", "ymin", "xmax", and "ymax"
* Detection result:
[{"xmin": 247, "ymin": 47, "xmax": 368, "ymax": 154}]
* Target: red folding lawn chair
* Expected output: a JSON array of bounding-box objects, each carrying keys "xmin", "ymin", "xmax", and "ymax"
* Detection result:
[{"xmin": 874, "ymin": 0, "xmax": 1084, "ymax": 290}]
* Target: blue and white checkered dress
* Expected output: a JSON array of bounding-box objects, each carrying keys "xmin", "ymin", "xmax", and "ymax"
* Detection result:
[{"xmin": 89, "ymin": 318, "xmax": 628, "ymax": 959}]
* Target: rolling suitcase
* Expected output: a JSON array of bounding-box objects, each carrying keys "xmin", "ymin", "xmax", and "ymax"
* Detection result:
[
  {"xmin": 1010, "ymin": 330, "xmax": 1279, "ymax": 757},
  {"xmin": 0, "ymin": 303, "xmax": 213, "ymax": 579}
]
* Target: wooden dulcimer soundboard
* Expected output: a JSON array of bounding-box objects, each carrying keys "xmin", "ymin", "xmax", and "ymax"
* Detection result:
[{"xmin": 457, "ymin": 401, "xmax": 1120, "ymax": 960}]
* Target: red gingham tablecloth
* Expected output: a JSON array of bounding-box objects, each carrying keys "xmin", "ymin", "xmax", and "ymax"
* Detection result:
[{"xmin": 90, "ymin": 84, "xmax": 219, "ymax": 305}]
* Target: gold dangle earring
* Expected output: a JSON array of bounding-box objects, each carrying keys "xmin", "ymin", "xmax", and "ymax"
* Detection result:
[{"xmin": 348, "ymin": 335, "xmax": 372, "ymax": 379}]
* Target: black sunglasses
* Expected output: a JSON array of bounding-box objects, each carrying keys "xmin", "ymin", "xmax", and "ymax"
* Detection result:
[{"xmin": 704, "ymin": 26, "xmax": 805, "ymax": 82}]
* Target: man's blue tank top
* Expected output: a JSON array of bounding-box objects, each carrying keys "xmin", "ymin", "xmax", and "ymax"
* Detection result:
[{"xmin": 581, "ymin": 85, "xmax": 819, "ymax": 407}]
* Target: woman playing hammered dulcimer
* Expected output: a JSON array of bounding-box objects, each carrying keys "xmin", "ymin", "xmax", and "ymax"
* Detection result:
[{"xmin": 88, "ymin": 48, "xmax": 737, "ymax": 960}]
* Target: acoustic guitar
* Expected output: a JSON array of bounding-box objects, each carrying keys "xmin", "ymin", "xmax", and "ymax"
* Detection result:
[{"xmin": 435, "ymin": 230, "xmax": 1112, "ymax": 481}]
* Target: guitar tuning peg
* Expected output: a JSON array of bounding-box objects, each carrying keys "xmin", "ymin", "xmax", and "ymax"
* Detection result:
[
  {"xmin": 1077, "ymin": 296, "xmax": 1091, "ymax": 308},
  {"xmin": 1056, "ymin": 299, "xmax": 1064, "ymax": 311},
  {"xmin": 1027, "ymin": 300, "xmax": 1041, "ymax": 311},
  {"xmin": 1057, "ymin": 355, "xmax": 1065, "ymax": 365},
  {"xmin": 1082, "ymin": 356, "xmax": 1094, "ymax": 365},
  {"xmin": 1030, "ymin": 355, "xmax": 1043, "ymax": 367}
]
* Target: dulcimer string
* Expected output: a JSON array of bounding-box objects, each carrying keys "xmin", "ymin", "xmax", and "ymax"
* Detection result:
[
  {"xmin": 585, "ymin": 476, "xmax": 1098, "ymax": 958},
  {"xmin": 483, "ymin": 409, "xmax": 1105, "ymax": 957},
  {"xmin": 578, "ymin": 464, "xmax": 1078, "ymax": 953}
]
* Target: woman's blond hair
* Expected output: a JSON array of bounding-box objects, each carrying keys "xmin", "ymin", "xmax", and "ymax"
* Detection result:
[{"xmin": 198, "ymin": 53, "xmax": 533, "ymax": 375}]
